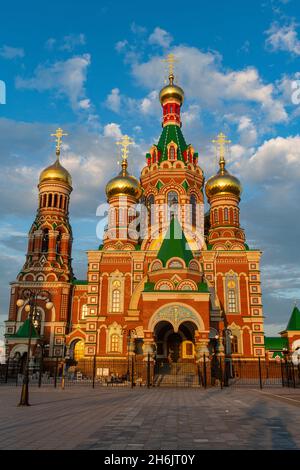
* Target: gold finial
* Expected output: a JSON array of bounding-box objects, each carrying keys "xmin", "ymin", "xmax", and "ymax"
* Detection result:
[
  {"xmin": 212, "ymin": 132, "xmax": 231, "ymax": 174},
  {"xmin": 51, "ymin": 127, "xmax": 68, "ymax": 158},
  {"xmin": 162, "ymin": 53, "xmax": 178, "ymax": 85},
  {"xmin": 116, "ymin": 135, "xmax": 134, "ymax": 175}
]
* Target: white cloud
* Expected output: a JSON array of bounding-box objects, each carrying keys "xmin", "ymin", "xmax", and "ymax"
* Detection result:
[
  {"xmin": 132, "ymin": 46, "xmax": 288, "ymax": 125},
  {"xmin": 79, "ymin": 98, "xmax": 91, "ymax": 109},
  {"xmin": 0, "ymin": 45, "xmax": 24, "ymax": 59},
  {"xmin": 140, "ymin": 91, "xmax": 159, "ymax": 115},
  {"xmin": 233, "ymin": 116, "xmax": 258, "ymax": 147},
  {"xmin": 105, "ymin": 88, "xmax": 121, "ymax": 113},
  {"xmin": 265, "ymin": 22, "xmax": 300, "ymax": 55},
  {"xmin": 181, "ymin": 104, "xmax": 201, "ymax": 127},
  {"xmin": 247, "ymin": 135, "xmax": 300, "ymax": 182},
  {"xmin": 149, "ymin": 27, "xmax": 173, "ymax": 49},
  {"xmin": 103, "ymin": 123, "xmax": 122, "ymax": 139},
  {"xmin": 15, "ymin": 54, "xmax": 91, "ymax": 111}
]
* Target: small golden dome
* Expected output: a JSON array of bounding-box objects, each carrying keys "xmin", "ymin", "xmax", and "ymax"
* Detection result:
[
  {"xmin": 206, "ymin": 168, "xmax": 242, "ymax": 200},
  {"xmin": 159, "ymin": 74, "xmax": 184, "ymax": 106},
  {"xmin": 106, "ymin": 164, "xmax": 142, "ymax": 200},
  {"xmin": 39, "ymin": 159, "xmax": 72, "ymax": 186}
]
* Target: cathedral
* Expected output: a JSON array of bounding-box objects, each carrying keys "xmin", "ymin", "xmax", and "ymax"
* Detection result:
[{"xmin": 5, "ymin": 63, "xmax": 270, "ymax": 366}]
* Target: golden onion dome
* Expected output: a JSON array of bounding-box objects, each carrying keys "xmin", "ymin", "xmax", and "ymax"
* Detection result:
[
  {"xmin": 159, "ymin": 74, "xmax": 184, "ymax": 106},
  {"xmin": 206, "ymin": 167, "xmax": 242, "ymax": 200},
  {"xmin": 39, "ymin": 158, "xmax": 72, "ymax": 186},
  {"xmin": 105, "ymin": 162, "xmax": 142, "ymax": 200}
]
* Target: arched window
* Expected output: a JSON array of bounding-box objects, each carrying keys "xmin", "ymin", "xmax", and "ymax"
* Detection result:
[
  {"xmin": 48, "ymin": 194, "xmax": 53, "ymax": 207},
  {"xmin": 226, "ymin": 274, "xmax": 239, "ymax": 314},
  {"xmin": 54, "ymin": 194, "xmax": 58, "ymax": 208},
  {"xmin": 169, "ymin": 146, "xmax": 176, "ymax": 161},
  {"xmin": 112, "ymin": 281, "xmax": 121, "ymax": 312},
  {"xmin": 190, "ymin": 195, "xmax": 197, "ymax": 226},
  {"xmin": 228, "ymin": 289, "xmax": 237, "ymax": 313},
  {"xmin": 234, "ymin": 209, "xmax": 238, "ymax": 223},
  {"xmin": 224, "ymin": 207, "xmax": 229, "ymax": 222},
  {"xmin": 214, "ymin": 209, "xmax": 218, "ymax": 223},
  {"xmin": 81, "ymin": 304, "xmax": 88, "ymax": 319},
  {"xmin": 56, "ymin": 231, "xmax": 62, "ymax": 254},
  {"xmin": 111, "ymin": 334, "xmax": 119, "ymax": 352},
  {"xmin": 167, "ymin": 191, "xmax": 178, "ymax": 207},
  {"xmin": 147, "ymin": 195, "xmax": 155, "ymax": 207},
  {"xmin": 231, "ymin": 335, "xmax": 239, "ymax": 353},
  {"xmin": 170, "ymin": 105, "xmax": 173, "ymax": 113},
  {"xmin": 41, "ymin": 229, "xmax": 49, "ymax": 253}
]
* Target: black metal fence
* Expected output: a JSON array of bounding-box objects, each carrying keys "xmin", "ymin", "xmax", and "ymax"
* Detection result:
[{"xmin": 1, "ymin": 355, "xmax": 299, "ymax": 389}]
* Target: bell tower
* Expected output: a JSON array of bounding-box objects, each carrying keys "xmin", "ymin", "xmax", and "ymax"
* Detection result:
[
  {"xmin": 140, "ymin": 55, "xmax": 205, "ymax": 251},
  {"xmin": 205, "ymin": 133, "xmax": 245, "ymax": 250},
  {"xmin": 24, "ymin": 128, "xmax": 73, "ymax": 278},
  {"xmin": 104, "ymin": 135, "xmax": 142, "ymax": 250},
  {"xmin": 6, "ymin": 129, "xmax": 74, "ymax": 359}
]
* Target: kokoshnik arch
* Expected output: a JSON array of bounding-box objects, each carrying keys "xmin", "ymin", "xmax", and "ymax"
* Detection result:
[{"xmin": 6, "ymin": 58, "xmax": 278, "ymax": 365}]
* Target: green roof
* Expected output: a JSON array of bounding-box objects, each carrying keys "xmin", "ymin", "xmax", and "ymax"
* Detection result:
[
  {"xmin": 264, "ymin": 336, "xmax": 288, "ymax": 350},
  {"xmin": 157, "ymin": 124, "xmax": 188, "ymax": 162},
  {"xmin": 9, "ymin": 319, "xmax": 39, "ymax": 339},
  {"xmin": 286, "ymin": 306, "xmax": 300, "ymax": 331},
  {"xmin": 72, "ymin": 279, "xmax": 88, "ymax": 285},
  {"xmin": 157, "ymin": 217, "xmax": 194, "ymax": 267}
]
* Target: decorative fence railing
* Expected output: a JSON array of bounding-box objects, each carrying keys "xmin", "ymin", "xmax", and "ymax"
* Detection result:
[{"xmin": 0, "ymin": 355, "xmax": 299, "ymax": 389}]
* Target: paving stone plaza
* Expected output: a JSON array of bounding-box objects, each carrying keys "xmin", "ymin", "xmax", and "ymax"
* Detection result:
[{"xmin": 0, "ymin": 386, "xmax": 299, "ymax": 450}]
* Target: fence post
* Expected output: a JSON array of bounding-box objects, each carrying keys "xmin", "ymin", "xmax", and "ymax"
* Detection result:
[
  {"xmin": 258, "ymin": 356, "xmax": 263, "ymax": 390},
  {"xmin": 38, "ymin": 356, "xmax": 43, "ymax": 388},
  {"xmin": 131, "ymin": 355, "xmax": 135, "ymax": 388},
  {"xmin": 203, "ymin": 354, "xmax": 207, "ymax": 389},
  {"xmin": 16, "ymin": 360, "xmax": 20, "ymax": 387},
  {"xmin": 292, "ymin": 363, "xmax": 296, "ymax": 389},
  {"xmin": 147, "ymin": 353, "xmax": 151, "ymax": 388},
  {"xmin": 285, "ymin": 359, "xmax": 290, "ymax": 388},
  {"xmin": 280, "ymin": 360, "xmax": 284, "ymax": 387},
  {"xmin": 92, "ymin": 355, "xmax": 96, "ymax": 389},
  {"xmin": 219, "ymin": 357, "xmax": 223, "ymax": 390},
  {"xmin": 54, "ymin": 357, "xmax": 58, "ymax": 388},
  {"xmin": 5, "ymin": 357, "xmax": 9, "ymax": 383}
]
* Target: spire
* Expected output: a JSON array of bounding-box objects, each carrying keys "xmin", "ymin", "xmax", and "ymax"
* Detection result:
[
  {"xmin": 212, "ymin": 132, "xmax": 231, "ymax": 175},
  {"xmin": 51, "ymin": 127, "xmax": 68, "ymax": 160},
  {"xmin": 117, "ymin": 134, "xmax": 134, "ymax": 176},
  {"xmin": 286, "ymin": 304, "xmax": 300, "ymax": 331}
]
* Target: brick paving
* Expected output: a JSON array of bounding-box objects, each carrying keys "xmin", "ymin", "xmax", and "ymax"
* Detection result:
[{"xmin": 0, "ymin": 386, "xmax": 299, "ymax": 450}]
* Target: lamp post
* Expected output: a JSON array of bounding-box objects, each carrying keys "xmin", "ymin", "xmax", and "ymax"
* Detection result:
[
  {"xmin": 16, "ymin": 289, "xmax": 53, "ymax": 406},
  {"xmin": 36, "ymin": 342, "xmax": 50, "ymax": 388},
  {"xmin": 122, "ymin": 328, "xmax": 137, "ymax": 380},
  {"xmin": 282, "ymin": 347, "xmax": 290, "ymax": 387},
  {"xmin": 215, "ymin": 328, "xmax": 234, "ymax": 385}
]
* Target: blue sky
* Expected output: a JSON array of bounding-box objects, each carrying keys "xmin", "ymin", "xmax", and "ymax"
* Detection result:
[{"xmin": 0, "ymin": 0, "xmax": 300, "ymax": 338}]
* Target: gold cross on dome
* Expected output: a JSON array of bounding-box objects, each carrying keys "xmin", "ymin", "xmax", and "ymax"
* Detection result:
[
  {"xmin": 51, "ymin": 128, "xmax": 68, "ymax": 156},
  {"xmin": 162, "ymin": 54, "xmax": 178, "ymax": 84},
  {"xmin": 212, "ymin": 132, "xmax": 231, "ymax": 161},
  {"xmin": 116, "ymin": 135, "xmax": 134, "ymax": 161}
]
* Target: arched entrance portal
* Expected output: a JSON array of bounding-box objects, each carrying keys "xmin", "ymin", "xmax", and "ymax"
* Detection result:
[
  {"xmin": 154, "ymin": 321, "xmax": 196, "ymax": 363},
  {"xmin": 70, "ymin": 339, "xmax": 85, "ymax": 361}
]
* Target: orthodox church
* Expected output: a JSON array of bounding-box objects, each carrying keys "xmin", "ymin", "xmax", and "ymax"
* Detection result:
[{"xmin": 6, "ymin": 62, "xmax": 277, "ymax": 365}]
